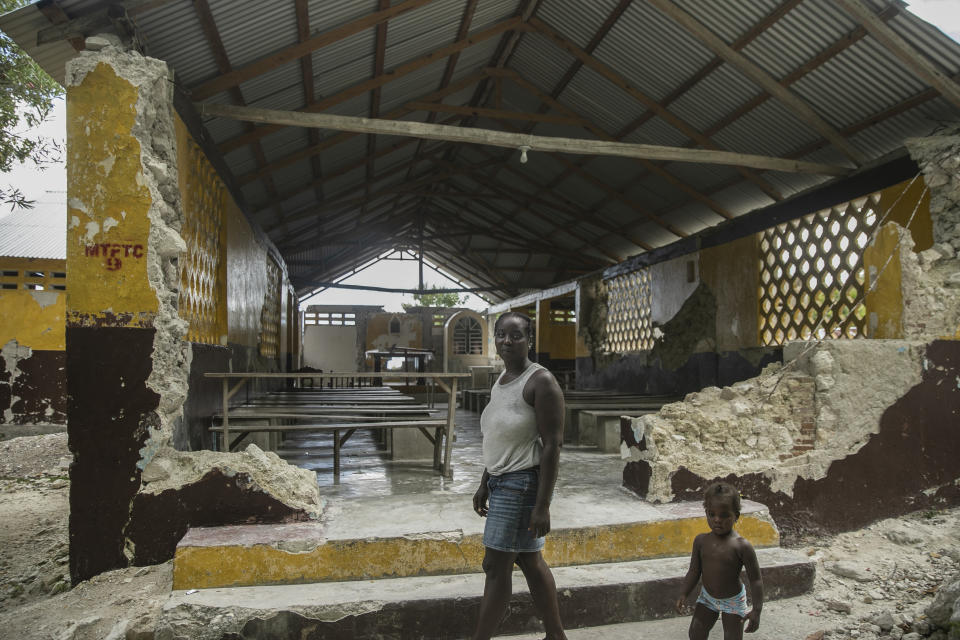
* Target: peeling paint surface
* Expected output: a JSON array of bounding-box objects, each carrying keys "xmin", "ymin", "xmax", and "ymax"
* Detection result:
[{"xmin": 66, "ymin": 61, "xmax": 156, "ymax": 328}]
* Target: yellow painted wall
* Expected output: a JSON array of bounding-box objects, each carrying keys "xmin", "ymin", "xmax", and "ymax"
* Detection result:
[
  {"xmin": 536, "ymin": 297, "xmax": 576, "ymax": 359},
  {"xmin": 700, "ymin": 235, "xmax": 760, "ymax": 351},
  {"xmin": 877, "ymin": 177, "xmax": 933, "ymax": 252},
  {"xmin": 863, "ymin": 223, "xmax": 905, "ymax": 339},
  {"xmin": 0, "ymin": 258, "xmax": 65, "ymax": 350},
  {"xmin": 174, "ymin": 116, "xmax": 229, "ymax": 346},
  {"xmin": 862, "ymin": 177, "xmax": 934, "ymax": 339},
  {"xmin": 66, "ymin": 62, "xmax": 155, "ymax": 327}
]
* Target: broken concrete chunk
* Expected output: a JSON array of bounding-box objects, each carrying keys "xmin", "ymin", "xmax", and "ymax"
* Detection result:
[
  {"xmin": 828, "ymin": 561, "xmax": 877, "ymax": 582},
  {"xmin": 84, "ymin": 33, "xmax": 123, "ymax": 50}
]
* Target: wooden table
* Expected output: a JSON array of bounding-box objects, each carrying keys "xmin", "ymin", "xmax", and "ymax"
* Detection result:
[{"xmin": 205, "ymin": 371, "xmax": 469, "ymax": 478}]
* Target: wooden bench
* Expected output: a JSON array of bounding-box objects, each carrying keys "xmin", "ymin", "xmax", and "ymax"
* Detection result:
[
  {"xmin": 210, "ymin": 418, "xmax": 449, "ymax": 478},
  {"xmin": 578, "ymin": 409, "xmax": 659, "ymax": 452}
]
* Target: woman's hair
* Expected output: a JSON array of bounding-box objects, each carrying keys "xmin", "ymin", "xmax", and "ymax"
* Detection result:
[
  {"xmin": 703, "ymin": 481, "xmax": 741, "ymax": 515},
  {"xmin": 494, "ymin": 311, "xmax": 532, "ymax": 336}
]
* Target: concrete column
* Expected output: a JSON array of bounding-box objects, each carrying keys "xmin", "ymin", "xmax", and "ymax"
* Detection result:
[{"xmin": 65, "ymin": 46, "xmax": 187, "ymax": 583}]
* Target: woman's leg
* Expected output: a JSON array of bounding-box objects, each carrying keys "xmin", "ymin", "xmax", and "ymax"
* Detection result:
[
  {"xmin": 472, "ymin": 548, "xmax": 518, "ymax": 640},
  {"xmin": 689, "ymin": 603, "xmax": 719, "ymax": 640},
  {"xmin": 516, "ymin": 551, "xmax": 567, "ymax": 640}
]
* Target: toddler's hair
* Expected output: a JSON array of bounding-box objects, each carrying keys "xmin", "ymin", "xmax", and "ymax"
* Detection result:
[{"xmin": 703, "ymin": 482, "xmax": 741, "ymax": 516}]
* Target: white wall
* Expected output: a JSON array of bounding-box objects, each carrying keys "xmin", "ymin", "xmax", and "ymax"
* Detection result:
[{"xmin": 303, "ymin": 325, "xmax": 358, "ymax": 371}]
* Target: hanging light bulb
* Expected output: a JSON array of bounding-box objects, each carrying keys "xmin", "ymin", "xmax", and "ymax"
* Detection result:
[{"xmin": 518, "ymin": 145, "xmax": 531, "ymax": 164}]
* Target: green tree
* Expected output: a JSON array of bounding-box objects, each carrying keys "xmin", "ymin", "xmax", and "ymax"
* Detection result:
[
  {"xmin": 0, "ymin": 0, "xmax": 64, "ymax": 209},
  {"xmin": 402, "ymin": 286, "xmax": 466, "ymax": 311}
]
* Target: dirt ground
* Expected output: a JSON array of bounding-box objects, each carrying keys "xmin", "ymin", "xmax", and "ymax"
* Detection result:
[{"xmin": 0, "ymin": 432, "xmax": 957, "ymax": 640}]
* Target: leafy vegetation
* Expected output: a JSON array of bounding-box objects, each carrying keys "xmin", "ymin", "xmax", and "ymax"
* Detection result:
[{"xmin": 0, "ymin": 0, "xmax": 64, "ymax": 209}]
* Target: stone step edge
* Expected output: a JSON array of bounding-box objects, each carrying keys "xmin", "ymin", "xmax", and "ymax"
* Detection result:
[
  {"xmin": 172, "ymin": 511, "xmax": 779, "ymax": 590},
  {"xmin": 160, "ymin": 548, "xmax": 813, "ymax": 640}
]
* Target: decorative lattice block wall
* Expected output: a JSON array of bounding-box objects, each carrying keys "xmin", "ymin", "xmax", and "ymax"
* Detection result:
[
  {"xmin": 259, "ymin": 256, "xmax": 282, "ymax": 358},
  {"xmin": 759, "ymin": 196, "xmax": 879, "ymax": 345},
  {"xmin": 602, "ymin": 268, "xmax": 654, "ymax": 353},
  {"xmin": 178, "ymin": 136, "xmax": 226, "ymax": 345}
]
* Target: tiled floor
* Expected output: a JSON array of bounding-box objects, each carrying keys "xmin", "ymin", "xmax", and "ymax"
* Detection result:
[{"xmin": 276, "ymin": 404, "xmax": 626, "ymax": 500}]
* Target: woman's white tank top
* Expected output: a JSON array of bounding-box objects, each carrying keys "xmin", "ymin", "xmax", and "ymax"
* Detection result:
[{"xmin": 480, "ymin": 362, "xmax": 545, "ymax": 475}]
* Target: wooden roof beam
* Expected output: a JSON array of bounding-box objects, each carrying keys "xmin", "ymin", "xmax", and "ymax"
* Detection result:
[
  {"xmin": 193, "ymin": 0, "xmax": 285, "ymax": 232},
  {"xmin": 236, "ymin": 73, "xmax": 483, "ymax": 190},
  {"xmin": 366, "ymin": 0, "xmax": 391, "ymax": 212},
  {"xmin": 190, "ymin": 0, "xmax": 437, "ymax": 100},
  {"xmin": 201, "ymin": 102, "xmax": 851, "ymax": 176},
  {"xmin": 408, "ymin": 102, "xmax": 586, "ymax": 126},
  {"xmin": 215, "ymin": 16, "xmax": 524, "ymax": 154},
  {"xmin": 294, "ymin": 0, "xmax": 324, "ymax": 202},
  {"xmin": 493, "ymin": 68, "xmax": 734, "ymax": 221},
  {"xmin": 645, "ymin": 0, "xmax": 868, "ymax": 166},
  {"xmin": 835, "ymin": 0, "xmax": 960, "ymax": 109},
  {"xmin": 528, "ymin": 17, "xmax": 787, "ymax": 201}
]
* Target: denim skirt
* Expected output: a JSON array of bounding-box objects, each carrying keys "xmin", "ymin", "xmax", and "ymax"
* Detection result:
[{"xmin": 482, "ymin": 468, "xmax": 545, "ymax": 553}]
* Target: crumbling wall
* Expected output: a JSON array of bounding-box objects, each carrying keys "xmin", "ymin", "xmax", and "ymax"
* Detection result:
[
  {"xmin": 0, "ymin": 263, "xmax": 67, "ymax": 424},
  {"xmin": 623, "ymin": 339, "xmax": 960, "ymax": 533},
  {"xmin": 577, "ymin": 247, "xmax": 778, "ymax": 394},
  {"xmin": 65, "ymin": 46, "xmax": 321, "ymax": 583}
]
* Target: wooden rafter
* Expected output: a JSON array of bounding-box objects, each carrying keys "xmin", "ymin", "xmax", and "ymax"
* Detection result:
[
  {"xmin": 408, "ymin": 102, "xmax": 586, "ymax": 126},
  {"xmin": 190, "ymin": 0, "xmax": 436, "ymax": 100},
  {"xmin": 613, "ymin": 0, "xmax": 803, "ymax": 142},
  {"xmin": 35, "ymin": 0, "xmax": 175, "ymax": 45},
  {"xmin": 385, "ymin": 0, "xmax": 481, "ymax": 234},
  {"xmin": 216, "ymin": 17, "xmax": 524, "ymax": 154},
  {"xmin": 199, "ymin": 102, "xmax": 851, "ymax": 176},
  {"xmin": 586, "ymin": 2, "xmax": 899, "ymax": 228},
  {"xmin": 366, "ymin": 0, "xmax": 391, "ymax": 213},
  {"xmin": 294, "ymin": 0, "xmax": 324, "ymax": 203},
  {"xmin": 36, "ymin": 0, "xmax": 84, "ymax": 51},
  {"xmin": 645, "ymin": 0, "xmax": 868, "ymax": 166},
  {"xmin": 529, "ymin": 17, "xmax": 788, "ymax": 201},
  {"xmin": 192, "ymin": 0, "xmax": 286, "ymax": 233},
  {"xmin": 423, "ymin": 184, "xmax": 611, "ymax": 268},
  {"xmin": 427, "ymin": 160, "xmax": 623, "ymax": 263},
  {"xmin": 238, "ymin": 73, "xmax": 483, "ymax": 190},
  {"xmin": 490, "ymin": 70, "xmax": 711, "ymax": 233},
  {"xmin": 834, "ymin": 0, "xmax": 960, "ymax": 109},
  {"xmin": 468, "ymin": 146, "xmax": 654, "ymax": 252}
]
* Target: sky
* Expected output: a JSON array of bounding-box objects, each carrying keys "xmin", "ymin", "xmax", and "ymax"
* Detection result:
[{"xmin": 2, "ymin": 0, "xmax": 958, "ymax": 310}]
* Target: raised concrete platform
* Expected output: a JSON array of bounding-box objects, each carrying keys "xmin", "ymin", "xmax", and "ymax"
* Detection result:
[
  {"xmin": 172, "ymin": 491, "xmax": 779, "ymax": 590},
  {"xmin": 160, "ymin": 547, "xmax": 813, "ymax": 640}
]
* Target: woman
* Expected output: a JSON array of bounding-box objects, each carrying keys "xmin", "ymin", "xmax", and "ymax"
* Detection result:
[{"xmin": 472, "ymin": 312, "xmax": 567, "ymax": 640}]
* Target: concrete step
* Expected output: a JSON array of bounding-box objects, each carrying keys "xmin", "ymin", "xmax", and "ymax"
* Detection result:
[
  {"xmin": 160, "ymin": 547, "xmax": 813, "ymax": 640},
  {"xmin": 172, "ymin": 492, "xmax": 780, "ymax": 590}
]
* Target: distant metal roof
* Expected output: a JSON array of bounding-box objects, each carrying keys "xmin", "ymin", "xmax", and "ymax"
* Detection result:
[
  {"xmin": 3, "ymin": 0, "xmax": 960, "ymax": 301},
  {"xmin": 0, "ymin": 199, "xmax": 67, "ymax": 260}
]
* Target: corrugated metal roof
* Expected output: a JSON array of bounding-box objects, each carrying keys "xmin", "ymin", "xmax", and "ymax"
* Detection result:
[
  {"xmin": 0, "ymin": 199, "xmax": 67, "ymax": 260},
  {"xmin": 3, "ymin": 0, "xmax": 960, "ymax": 300}
]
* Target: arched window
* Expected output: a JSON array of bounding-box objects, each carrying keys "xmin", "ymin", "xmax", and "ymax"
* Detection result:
[
  {"xmin": 453, "ymin": 316, "xmax": 483, "ymax": 354},
  {"xmin": 389, "ymin": 317, "xmax": 401, "ymax": 334}
]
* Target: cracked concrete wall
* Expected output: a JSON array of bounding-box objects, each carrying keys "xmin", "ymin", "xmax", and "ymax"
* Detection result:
[
  {"xmin": 0, "ymin": 265, "xmax": 66, "ymax": 423},
  {"xmin": 65, "ymin": 46, "xmax": 320, "ymax": 583},
  {"xmin": 622, "ymin": 339, "xmax": 960, "ymax": 534},
  {"xmin": 576, "ymin": 251, "xmax": 777, "ymax": 395}
]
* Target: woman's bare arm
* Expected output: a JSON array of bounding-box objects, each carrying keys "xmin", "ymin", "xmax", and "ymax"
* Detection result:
[{"xmin": 527, "ymin": 369, "xmax": 564, "ymax": 537}]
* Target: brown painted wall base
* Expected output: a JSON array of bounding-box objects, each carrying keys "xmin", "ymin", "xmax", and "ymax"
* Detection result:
[
  {"xmin": 625, "ymin": 340, "xmax": 960, "ymax": 539},
  {"xmin": 66, "ymin": 326, "xmax": 159, "ymax": 584},
  {"xmin": 128, "ymin": 469, "xmax": 312, "ymax": 565},
  {"xmin": 0, "ymin": 349, "xmax": 66, "ymax": 424}
]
